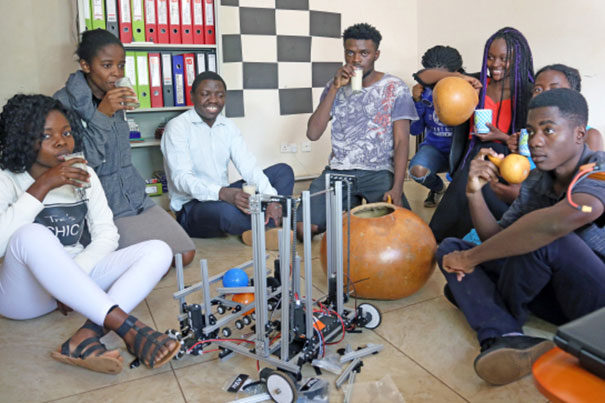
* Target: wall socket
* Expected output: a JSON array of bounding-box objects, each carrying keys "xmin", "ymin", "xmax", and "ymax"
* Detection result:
[{"xmin": 280, "ymin": 143, "xmax": 298, "ymax": 153}]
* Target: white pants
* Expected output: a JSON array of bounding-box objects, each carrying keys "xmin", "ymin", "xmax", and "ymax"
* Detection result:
[{"xmin": 0, "ymin": 224, "xmax": 171, "ymax": 326}]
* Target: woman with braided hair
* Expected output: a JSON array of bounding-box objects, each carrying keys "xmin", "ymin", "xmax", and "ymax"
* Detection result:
[{"xmin": 415, "ymin": 27, "xmax": 535, "ymax": 242}]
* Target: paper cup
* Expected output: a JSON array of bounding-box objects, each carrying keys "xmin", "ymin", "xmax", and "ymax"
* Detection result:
[{"xmin": 474, "ymin": 109, "xmax": 492, "ymax": 134}]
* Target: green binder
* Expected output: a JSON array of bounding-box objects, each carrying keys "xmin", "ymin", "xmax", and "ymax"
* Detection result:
[
  {"xmin": 135, "ymin": 52, "xmax": 151, "ymax": 109},
  {"xmin": 131, "ymin": 0, "xmax": 146, "ymax": 42},
  {"xmin": 90, "ymin": 0, "xmax": 106, "ymax": 30}
]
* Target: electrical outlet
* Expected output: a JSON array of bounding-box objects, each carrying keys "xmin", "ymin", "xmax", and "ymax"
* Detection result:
[
  {"xmin": 289, "ymin": 143, "xmax": 298, "ymax": 153},
  {"xmin": 280, "ymin": 143, "xmax": 290, "ymax": 153},
  {"xmin": 302, "ymin": 141, "xmax": 312, "ymax": 152}
]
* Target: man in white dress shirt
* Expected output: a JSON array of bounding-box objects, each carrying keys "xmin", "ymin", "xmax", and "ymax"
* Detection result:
[{"xmin": 161, "ymin": 72, "xmax": 294, "ymax": 248}]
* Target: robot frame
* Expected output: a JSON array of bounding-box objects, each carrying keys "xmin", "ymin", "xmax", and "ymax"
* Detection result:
[{"xmin": 168, "ymin": 175, "xmax": 383, "ymax": 402}]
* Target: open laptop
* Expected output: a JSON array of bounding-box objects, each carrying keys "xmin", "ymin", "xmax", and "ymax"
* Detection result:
[{"xmin": 554, "ymin": 307, "xmax": 605, "ymax": 379}]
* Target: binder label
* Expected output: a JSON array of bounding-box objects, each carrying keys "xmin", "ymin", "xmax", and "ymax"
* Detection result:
[
  {"xmin": 162, "ymin": 54, "xmax": 173, "ymax": 84},
  {"xmin": 157, "ymin": 0, "xmax": 168, "ymax": 24},
  {"xmin": 106, "ymin": 0, "xmax": 118, "ymax": 22},
  {"xmin": 145, "ymin": 0, "xmax": 156, "ymax": 23},
  {"xmin": 193, "ymin": 0, "xmax": 202, "ymax": 25},
  {"xmin": 125, "ymin": 54, "xmax": 137, "ymax": 87},
  {"xmin": 133, "ymin": 0, "xmax": 143, "ymax": 21},
  {"xmin": 137, "ymin": 55, "xmax": 149, "ymax": 85},
  {"xmin": 92, "ymin": 0, "xmax": 104, "ymax": 19},
  {"xmin": 185, "ymin": 57, "xmax": 195, "ymax": 83},
  {"xmin": 205, "ymin": 0, "xmax": 213, "ymax": 25},
  {"xmin": 120, "ymin": 0, "xmax": 131, "ymax": 22},
  {"xmin": 175, "ymin": 74, "xmax": 185, "ymax": 104},
  {"xmin": 169, "ymin": 0, "xmax": 180, "ymax": 24},
  {"xmin": 150, "ymin": 57, "xmax": 162, "ymax": 87},
  {"xmin": 182, "ymin": 0, "xmax": 192, "ymax": 24}
]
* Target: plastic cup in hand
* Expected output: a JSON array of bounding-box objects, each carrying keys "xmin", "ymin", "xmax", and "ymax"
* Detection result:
[
  {"xmin": 474, "ymin": 109, "xmax": 492, "ymax": 134},
  {"xmin": 242, "ymin": 182, "xmax": 257, "ymax": 196},
  {"xmin": 350, "ymin": 67, "xmax": 363, "ymax": 92},
  {"xmin": 63, "ymin": 152, "xmax": 91, "ymax": 189},
  {"xmin": 115, "ymin": 77, "xmax": 140, "ymax": 108}
]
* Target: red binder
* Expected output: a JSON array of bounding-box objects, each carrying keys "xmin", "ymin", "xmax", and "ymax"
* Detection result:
[
  {"xmin": 156, "ymin": 0, "xmax": 169, "ymax": 43},
  {"xmin": 118, "ymin": 0, "xmax": 133, "ymax": 43},
  {"xmin": 180, "ymin": 0, "xmax": 193, "ymax": 44},
  {"xmin": 168, "ymin": 0, "xmax": 181, "ymax": 44},
  {"xmin": 191, "ymin": 0, "xmax": 204, "ymax": 44},
  {"xmin": 144, "ymin": 0, "xmax": 157, "ymax": 42},
  {"xmin": 148, "ymin": 53, "xmax": 164, "ymax": 107},
  {"xmin": 203, "ymin": 0, "xmax": 215, "ymax": 45},
  {"xmin": 183, "ymin": 53, "xmax": 196, "ymax": 106}
]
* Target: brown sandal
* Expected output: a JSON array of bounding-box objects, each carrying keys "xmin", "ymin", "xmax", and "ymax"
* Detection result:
[{"xmin": 50, "ymin": 322, "xmax": 123, "ymax": 374}]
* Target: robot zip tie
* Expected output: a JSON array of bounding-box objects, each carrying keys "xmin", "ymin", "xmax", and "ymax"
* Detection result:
[{"xmin": 166, "ymin": 176, "xmax": 383, "ymax": 403}]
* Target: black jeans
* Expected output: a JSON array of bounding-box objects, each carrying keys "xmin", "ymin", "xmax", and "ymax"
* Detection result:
[{"xmin": 437, "ymin": 233, "xmax": 605, "ymax": 344}]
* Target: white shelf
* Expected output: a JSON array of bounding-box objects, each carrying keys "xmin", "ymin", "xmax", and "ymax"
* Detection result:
[
  {"xmin": 128, "ymin": 106, "xmax": 191, "ymax": 114},
  {"xmin": 123, "ymin": 42, "xmax": 216, "ymax": 50},
  {"xmin": 130, "ymin": 139, "xmax": 161, "ymax": 148}
]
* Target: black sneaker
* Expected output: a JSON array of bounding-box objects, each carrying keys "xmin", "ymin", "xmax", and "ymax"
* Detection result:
[
  {"xmin": 423, "ymin": 186, "xmax": 446, "ymax": 208},
  {"xmin": 473, "ymin": 335, "xmax": 555, "ymax": 385}
]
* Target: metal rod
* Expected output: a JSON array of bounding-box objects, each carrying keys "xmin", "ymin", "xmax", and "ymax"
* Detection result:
[
  {"xmin": 251, "ymin": 194, "xmax": 269, "ymax": 356},
  {"xmin": 334, "ymin": 181, "xmax": 344, "ymax": 315},
  {"xmin": 302, "ymin": 190, "xmax": 314, "ymax": 340},
  {"xmin": 175, "ymin": 253, "xmax": 185, "ymax": 313},
  {"xmin": 279, "ymin": 198, "xmax": 292, "ymax": 363},
  {"xmin": 201, "ymin": 259, "xmax": 212, "ymax": 327},
  {"xmin": 336, "ymin": 357, "xmax": 361, "ymax": 389}
]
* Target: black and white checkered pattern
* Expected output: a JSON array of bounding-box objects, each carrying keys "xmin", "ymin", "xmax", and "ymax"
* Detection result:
[{"xmin": 219, "ymin": 0, "xmax": 342, "ymax": 117}]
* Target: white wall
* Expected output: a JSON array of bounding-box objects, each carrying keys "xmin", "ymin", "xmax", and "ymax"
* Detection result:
[{"xmin": 417, "ymin": 0, "xmax": 605, "ymax": 134}]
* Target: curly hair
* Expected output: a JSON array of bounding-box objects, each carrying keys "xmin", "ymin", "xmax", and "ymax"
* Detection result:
[
  {"xmin": 343, "ymin": 23, "xmax": 382, "ymax": 49},
  {"xmin": 0, "ymin": 94, "xmax": 83, "ymax": 173},
  {"xmin": 529, "ymin": 88, "xmax": 588, "ymax": 128},
  {"xmin": 76, "ymin": 29, "xmax": 124, "ymax": 63},
  {"xmin": 535, "ymin": 64, "xmax": 581, "ymax": 92},
  {"xmin": 421, "ymin": 45, "xmax": 465, "ymax": 73}
]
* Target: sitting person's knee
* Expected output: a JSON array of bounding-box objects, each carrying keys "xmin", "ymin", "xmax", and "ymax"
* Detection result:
[{"xmin": 410, "ymin": 165, "xmax": 430, "ymax": 182}]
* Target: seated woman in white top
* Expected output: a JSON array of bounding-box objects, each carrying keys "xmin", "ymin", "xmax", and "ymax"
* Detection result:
[{"xmin": 0, "ymin": 94, "xmax": 179, "ymax": 374}]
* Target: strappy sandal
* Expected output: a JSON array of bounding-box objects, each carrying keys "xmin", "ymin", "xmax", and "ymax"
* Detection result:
[
  {"xmin": 50, "ymin": 322, "xmax": 123, "ymax": 374},
  {"xmin": 115, "ymin": 315, "xmax": 180, "ymax": 369}
]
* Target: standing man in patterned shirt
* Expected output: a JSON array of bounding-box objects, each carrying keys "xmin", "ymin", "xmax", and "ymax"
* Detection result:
[{"xmin": 296, "ymin": 23, "xmax": 418, "ymax": 237}]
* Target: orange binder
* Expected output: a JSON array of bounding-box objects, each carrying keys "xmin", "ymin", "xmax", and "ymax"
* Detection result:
[
  {"xmin": 183, "ymin": 53, "xmax": 196, "ymax": 106},
  {"xmin": 148, "ymin": 53, "xmax": 164, "ymax": 107},
  {"xmin": 203, "ymin": 0, "xmax": 215, "ymax": 44},
  {"xmin": 180, "ymin": 0, "xmax": 193, "ymax": 44},
  {"xmin": 192, "ymin": 0, "xmax": 204, "ymax": 44},
  {"xmin": 156, "ymin": 0, "xmax": 170, "ymax": 43},
  {"xmin": 118, "ymin": 0, "xmax": 133, "ymax": 43},
  {"xmin": 168, "ymin": 0, "xmax": 181, "ymax": 44},
  {"xmin": 144, "ymin": 0, "xmax": 157, "ymax": 42}
]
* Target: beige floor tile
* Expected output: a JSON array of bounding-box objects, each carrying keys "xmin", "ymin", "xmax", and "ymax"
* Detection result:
[
  {"xmin": 375, "ymin": 297, "xmax": 548, "ymax": 402},
  {"xmin": 0, "ymin": 302, "xmax": 171, "ymax": 403},
  {"xmin": 51, "ymin": 371, "xmax": 185, "ymax": 403}
]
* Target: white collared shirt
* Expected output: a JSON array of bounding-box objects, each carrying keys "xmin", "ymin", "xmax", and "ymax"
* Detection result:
[{"xmin": 161, "ymin": 110, "xmax": 277, "ymax": 212}]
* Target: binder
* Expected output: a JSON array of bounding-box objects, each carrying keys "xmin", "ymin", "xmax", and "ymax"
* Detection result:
[
  {"xmin": 180, "ymin": 0, "xmax": 193, "ymax": 44},
  {"xmin": 125, "ymin": 51, "xmax": 138, "ymax": 96},
  {"xmin": 192, "ymin": 0, "xmax": 204, "ymax": 44},
  {"xmin": 161, "ymin": 53, "xmax": 174, "ymax": 107},
  {"xmin": 203, "ymin": 0, "xmax": 215, "ymax": 44},
  {"xmin": 207, "ymin": 51, "xmax": 216, "ymax": 72},
  {"xmin": 172, "ymin": 54, "xmax": 186, "ymax": 106},
  {"xmin": 91, "ymin": 0, "xmax": 106, "ymax": 29},
  {"xmin": 83, "ymin": 0, "xmax": 92, "ymax": 30},
  {"xmin": 105, "ymin": 0, "xmax": 120, "ymax": 38},
  {"xmin": 144, "ymin": 0, "xmax": 157, "ymax": 42},
  {"xmin": 183, "ymin": 53, "xmax": 196, "ymax": 105},
  {"xmin": 168, "ymin": 0, "xmax": 181, "ymax": 44},
  {"xmin": 148, "ymin": 53, "xmax": 164, "ymax": 107},
  {"xmin": 135, "ymin": 52, "xmax": 152, "ymax": 108},
  {"xmin": 131, "ymin": 0, "xmax": 145, "ymax": 42},
  {"xmin": 118, "ymin": 0, "xmax": 133, "ymax": 43},
  {"xmin": 195, "ymin": 52, "xmax": 206, "ymax": 75},
  {"xmin": 156, "ymin": 0, "xmax": 169, "ymax": 43}
]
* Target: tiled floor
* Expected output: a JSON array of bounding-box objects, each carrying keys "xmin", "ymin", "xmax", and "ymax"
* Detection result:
[{"xmin": 0, "ymin": 180, "xmax": 555, "ymax": 403}]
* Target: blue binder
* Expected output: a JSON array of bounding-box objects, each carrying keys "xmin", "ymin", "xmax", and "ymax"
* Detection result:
[{"xmin": 172, "ymin": 54, "xmax": 186, "ymax": 107}]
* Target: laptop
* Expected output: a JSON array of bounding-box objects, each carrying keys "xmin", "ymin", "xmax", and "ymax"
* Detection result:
[{"xmin": 554, "ymin": 307, "xmax": 605, "ymax": 379}]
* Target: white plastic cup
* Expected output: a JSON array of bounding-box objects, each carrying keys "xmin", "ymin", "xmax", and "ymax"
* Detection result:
[
  {"xmin": 63, "ymin": 152, "xmax": 91, "ymax": 189},
  {"xmin": 115, "ymin": 77, "xmax": 140, "ymax": 108},
  {"xmin": 242, "ymin": 182, "xmax": 256, "ymax": 196},
  {"xmin": 474, "ymin": 109, "xmax": 493, "ymax": 134},
  {"xmin": 350, "ymin": 67, "xmax": 363, "ymax": 92}
]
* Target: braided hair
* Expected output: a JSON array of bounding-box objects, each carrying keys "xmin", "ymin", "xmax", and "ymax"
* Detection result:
[
  {"xmin": 0, "ymin": 94, "xmax": 82, "ymax": 173},
  {"xmin": 535, "ymin": 64, "xmax": 581, "ymax": 92},
  {"xmin": 478, "ymin": 27, "xmax": 534, "ymax": 134},
  {"xmin": 421, "ymin": 45, "xmax": 465, "ymax": 73}
]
